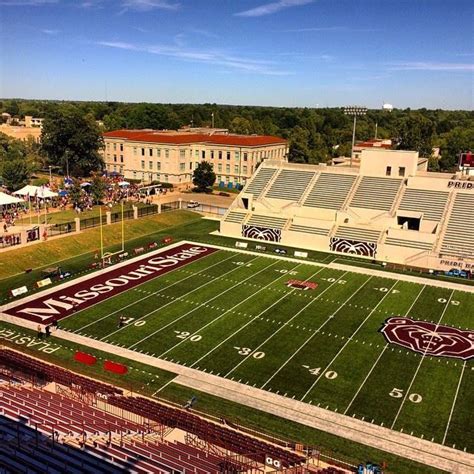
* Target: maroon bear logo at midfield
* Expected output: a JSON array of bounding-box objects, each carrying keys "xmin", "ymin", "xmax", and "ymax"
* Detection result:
[{"xmin": 381, "ymin": 317, "xmax": 474, "ymax": 360}]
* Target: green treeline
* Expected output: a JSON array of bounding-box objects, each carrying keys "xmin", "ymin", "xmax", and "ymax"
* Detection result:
[{"xmin": 1, "ymin": 99, "xmax": 473, "ymax": 172}]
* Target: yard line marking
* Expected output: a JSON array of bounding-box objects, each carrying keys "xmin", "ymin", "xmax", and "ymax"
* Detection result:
[
  {"xmin": 300, "ymin": 280, "xmax": 398, "ymax": 402},
  {"xmin": 130, "ymin": 258, "xmax": 281, "ymax": 350},
  {"xmin": 343, "ymin": 284, "xmax": 426, "ymax": 415},
  {"xmin": 442, "ymin": 360, "xmax": 466, "ymax": 445},
  {"xmin": 74, "ymin": 250, "xmax": 237, "ymax": 332},
  {"xmin": 260, "ymin": 274, "xmax": 371, "ymax": 390},
  {"xmin": 224, "ymin": 270, "xmax": 346, "ymax": 378},
  {"xmin": 189, "ymin": 263, "xmax": 306, "ymax": 369},
  {"xmin": 155, "ymin": 260, "xmax": 297, "ymax": 358},
  {"xmin": 390, "ymin": 289, "xmax": 455, "ymax": 429},
  {"xmin": 103, "ymin": 254, "xmax": 263, "ymax": 342}
]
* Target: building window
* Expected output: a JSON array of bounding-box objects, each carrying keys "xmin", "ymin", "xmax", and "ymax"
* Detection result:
[
  {"xmin": 180, "ymin": 163, "xmax": 186, "ymax": 171},
  {"xmin": 113, "ymin": 165, "xmax": 117, "ymax": 171},
  {"xmin": 141, "ymin": 160, "xmax": 145, "ymax": 169},
  {"xmin": 235, "ymin": 151, "xmax": 240, "ymax": 160},
  {"xmin": 399, "ymin": 167, "xmax": 406, "ymax": 177},
  {"xmin": 189, "ymin": 162, "xmax": 193, "ymax": 170},
  {"xmin": 195, "ymin": 150, "xmax": 199, "ymax": 158},
  {"xmin": 149, "ymin": 148, "xmax": 153, "ymax": 157},
  {"xmin": 226, "ymin": 164, "xmax": 230, "ymax": 173},
  {"xmin": 157, "ymin": 162, "xmax": 161, "ymax": 171},
  {"xmin": 180, "ymin": 149, "xmax": 186, "ymax": 158},
  {"xmin": 195, "ymin": 162, "xmax": 199, "ymax": 169},
  {"xmin": 218, "ymin": 164, "xmax": 222, "ymax": 172},
  {"xmin": 141, "ymin": 148, "xmax": 145, "ymax": 156},
  {"xmin": 164, "ymin": 175, "xmax": 168, "ymax": 182},
  {"xmin": 120, "ymin": 144, "xmax": 123, "ymax": 152},
  {"xmin": 156, "ymin": 174, "xmax": 160, "ymax": 181},
  {"xmin": 226, "ymin": 151, "xmax": 231, "ymax": 160},
  {"xmin": 243, "ymin": 166, "xmax": 248, "ymax": 175},
  {"xmin": 133, "ymin": 147, "xmax": 137, "ymax": 155},
  {"xmin": 211, "ymin": 150, "xmax": 214, "ymax": 159},
  {"xmin": 157, "ymin": 149, "xmax": 161, "ymax": 158},
  {"xmin": 113, "ymin": 155, "xmax": 117, "ymax": 162},
  {"xmin": 113, "ymin": 143, "xmax": 117, "ymax": 151},
  {"xmin": 234, "ymin": 165, "xmax": 239, "ymax": 174},
  {"xmin": 165, "ymin": 149, "xmax": 169, "ymax": 158},
  {"xmin": 133, "ymin": 171, "xmax": 137, "ymax": 179},
  {"xmin": 120, "ymin": 155, "xmax": 123, "ymax": 163},
  {"xmin": 386, "ymin": 166, "xmax": 392, "ymax": 176},
  {"xmin": 243, "ymin": 152, "xmax": 248, "ymax": 162},
  {"xmin": 218, "ymin": 151, "xmax": 222, "ymax": 160},
  {"xmin": 202, "ymin": 150, "xmax": 206, "ymax": 159},
  {"xmin": 149, "ymin": 161, "xmax": 153, "ymax": 170}
]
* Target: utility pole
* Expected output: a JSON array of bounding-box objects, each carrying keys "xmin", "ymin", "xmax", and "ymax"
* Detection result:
[{"xmin": 344, "ymin": 106, "xmax": 367, "ymax": 167}]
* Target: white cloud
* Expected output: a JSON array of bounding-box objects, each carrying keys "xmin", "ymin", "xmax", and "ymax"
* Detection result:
[
  {"xmin": 97, "ymin": 40, "xmax": 292, "ymax": 75},
  {"xmin": 279, "ymin": 26, "xmax": 379, "ymax": 33},
  {"xmin": 235, "ymin": 0, "xmax": 313, "ymax": 18},
  {"xmin": 41, "ymin": 28, "xmax": 60, "ymax": 35},
  {"xmin": 120, "ymin": 0, "xmax": 179, "ymax": 12},
  {"xmin": 387, "ymin": 61, "xmax": 474, "ymax": 72}
]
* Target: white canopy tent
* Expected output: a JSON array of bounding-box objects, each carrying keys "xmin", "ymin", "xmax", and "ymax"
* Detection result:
[
  {"xmin": 118, "ymin": 181, "xmax": 130, "ymax": 187},
  {"xmin": 13, "ymin": 185, "xmax": 58, "ymax": 199},
  {"xmin": 0, "ymin": 192, "xmax": 24, "ymax": 207}
]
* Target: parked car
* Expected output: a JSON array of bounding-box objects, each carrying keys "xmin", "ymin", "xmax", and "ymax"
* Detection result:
[
  {"xmin": 187, "ymin": 201, "xmax": 200, "ymax": 209},
  {"xmin": 445, "ymin": 268, "xmax": 468, "ymax": 278}
]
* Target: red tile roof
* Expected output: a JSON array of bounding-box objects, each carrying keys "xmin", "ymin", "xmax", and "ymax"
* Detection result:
[{"xmin": 103, "ymin": 130, "xmax": 287, "ymax": 147}]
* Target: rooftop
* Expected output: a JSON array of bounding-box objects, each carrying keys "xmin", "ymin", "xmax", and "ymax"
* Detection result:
[{"xmin": 103, "ymin": 129, "xmax": 287, "ymax": 147}]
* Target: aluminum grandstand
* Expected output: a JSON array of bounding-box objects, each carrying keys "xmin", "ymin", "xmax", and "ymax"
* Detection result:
[
  {"xmin": 0, "ymin": 348, "xmax": 346, "ymax": 474},
  {"xmin": 220, "ymin": 148, "xmax": 474, "ymax": 272}
]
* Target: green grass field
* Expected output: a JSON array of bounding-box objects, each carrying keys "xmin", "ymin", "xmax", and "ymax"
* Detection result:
[{"xmin": 58, "ymin": 245, "xmax": 474, "ymax": 454}]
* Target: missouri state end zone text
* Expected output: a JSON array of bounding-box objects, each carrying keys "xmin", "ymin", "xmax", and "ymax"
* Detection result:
[{"xmin": 3, "ymin": 244, "xmax": 217, "ymax": 324}]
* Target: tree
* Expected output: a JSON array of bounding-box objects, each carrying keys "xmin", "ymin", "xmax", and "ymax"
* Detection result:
[
  {"xmin": 90, "ymin": 173, "xmax": 107, "ymax": 204},
  {"xmin": 68, "ymin": 179, "xmax": 82, "ymax": 208},
  {"xmin": 41, "ymin": 109, "xmax": 104, "ymax": 177},
  {"xmin": 395, "ymin": 113, "xmax": 435, "ymax": 157},
  {"xmin": 2, "ymin": 159, "xmax": 29, "ymax": 191},
  {"xmin": 192, "ymin": 162, "xmax": 216, "ymax": 192}
]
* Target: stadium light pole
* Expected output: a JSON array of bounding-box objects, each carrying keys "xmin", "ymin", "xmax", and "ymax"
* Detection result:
[{"xmin": 344, "ymin": 106, "xmax": 367, "ymax": 167}]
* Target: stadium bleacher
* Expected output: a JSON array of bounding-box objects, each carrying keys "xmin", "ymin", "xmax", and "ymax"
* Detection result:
[
  {"xmin": 350, "ymin": 176, "xmax": 402, "ymax": 212},
  {"xmin": 289, "ymin": 223, "xmax": 331, "ymax": 236},
  {"xmin": 334, "ymin": 226, "xmax": 381, "ymax": 243},
  {"xmin": 303, "ymin": 173, "xmax": 357, "ymax": 210},
  {"xmin": 243, "ymin": 167, "xmax": 277, "ymax": 198},
  {"xmin": 384, "ymin": 237, "xmax": 433, "ymax": 251},
  {"xmin": 398, "ymin": 188, "xmax": 449, "ymax": 221},
  {"xmin": 0, "ymin": 348, "xmax": 315, "ymax": 473},
  {"xmin": 265, "ymin": 169, "xmax": 317, "ymax": 201},
  {"xmin": 223, "ymin": 210, "xmax": 247, "ymax": 224},
  {"xmin": 246, "ymin": 213, "xmax": 288, "ymax": 230},
  {"xmin": 441, "ymin": 192, "xmax": 474, "ymax": 258}
]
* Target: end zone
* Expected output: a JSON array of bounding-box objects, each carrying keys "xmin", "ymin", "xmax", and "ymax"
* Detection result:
[{"xmin": 1, "ymin": 243, "xmax": 217, "ymax": 324}]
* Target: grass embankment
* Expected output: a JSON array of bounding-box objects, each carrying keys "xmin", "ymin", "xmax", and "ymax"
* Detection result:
[{"xmin": 0, "ymin": 211, "xmax": 200, "ymax": 300}]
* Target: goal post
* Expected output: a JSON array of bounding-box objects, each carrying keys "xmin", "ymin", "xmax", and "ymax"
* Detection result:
[{"xmin": 100, "ymin": 201, "xmax": 125, "ymax": 266}]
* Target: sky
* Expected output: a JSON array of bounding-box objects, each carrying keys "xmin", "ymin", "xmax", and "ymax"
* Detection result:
[{"xmin": 0, "ymin": 0, "xmax": 473, "ymax": 109}]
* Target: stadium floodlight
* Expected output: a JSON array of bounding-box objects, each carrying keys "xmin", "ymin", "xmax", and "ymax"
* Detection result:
[{"xmin": 344, "ymin": 106, "xmax": 367, "ymax": 167}]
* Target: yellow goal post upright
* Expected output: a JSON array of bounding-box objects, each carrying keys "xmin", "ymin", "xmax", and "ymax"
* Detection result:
[{"xmin": 99, "ymin": 201, "xmax": 125, "ymax": 267}]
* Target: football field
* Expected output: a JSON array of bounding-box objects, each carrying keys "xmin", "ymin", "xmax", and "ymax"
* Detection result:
[{"xmin": 57, "ymin": 245, "xmax": 474, "ymax": 453}]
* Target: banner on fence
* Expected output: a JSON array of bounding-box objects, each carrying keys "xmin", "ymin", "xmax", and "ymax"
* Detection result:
[
  {"xmin": 235, "ymin": 241, "xmax": 248, "ymax": 249},
  {"xmin": 36, "ymin": 278, "xmax": 52, "ymax": 289},
  {"xmin": 11, "ymin": 286, "xmax": 28, "ymax": 297},
  {"xmin": 294, "ymin": 251, "xmax": 308, "ymax": 258}
]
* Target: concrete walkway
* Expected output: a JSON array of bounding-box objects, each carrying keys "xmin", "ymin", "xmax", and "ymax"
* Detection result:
[{"xmin": 6, "ymin": 325, "xmax": 471, "ymax": 474}]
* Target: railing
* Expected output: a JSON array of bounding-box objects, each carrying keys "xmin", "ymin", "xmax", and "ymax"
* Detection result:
[
  {"xmin": 48, "ymin": 222, "xmax": 75, "ymax": 236},
  {"xmin": 137, "ymin": 204, "xmax": 159, "ymax": 217},
  {"xmin": 110, "ymin": 209, "xmax": 134, "ymax": 223},
  {"xmin": 80, "ymin": 215, "xmax": 107, "ymax": 230}
]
